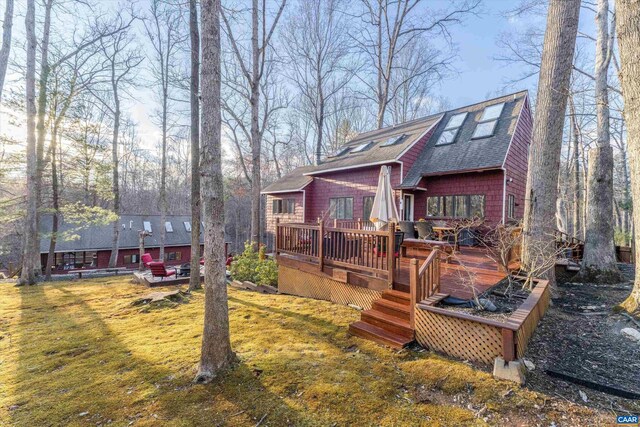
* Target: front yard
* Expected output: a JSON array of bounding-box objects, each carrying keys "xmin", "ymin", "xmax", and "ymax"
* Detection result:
[{"xmin": 0, "ymin": 277, "xmax": 613, "ymax": 426}]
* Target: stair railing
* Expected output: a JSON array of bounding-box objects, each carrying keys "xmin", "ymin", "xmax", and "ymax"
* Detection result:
[{"xmin": 409, "ymin": 248, "xmax": 441, "ymax": 328}]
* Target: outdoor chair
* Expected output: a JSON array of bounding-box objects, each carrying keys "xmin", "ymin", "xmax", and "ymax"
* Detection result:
[
  {"xmin": 148, "ymin": 261, "xmax": 177, "ymax": 280},
  {"xmin": 398, "ymin": 221, "xmax": 416, "ymax": 239},
  {"xmin": 373, "ymin": 232, "xmax": 404, "ymax": 268},
  {"xmin": 141, "ymin": 253, "xmax": 153, "ymax": 268},
  {"xmin": 415, "ymin": 221, "xmax": 434, "ymax": 240}
]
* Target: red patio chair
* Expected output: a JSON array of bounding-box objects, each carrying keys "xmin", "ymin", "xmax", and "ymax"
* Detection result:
[
  {"xmin": 148, "ymin": 261, "xmax": 177, "ymax": 280},
  {"xmin": 142, "ymin": 253, "xmax": 153, "ymax": 268}
]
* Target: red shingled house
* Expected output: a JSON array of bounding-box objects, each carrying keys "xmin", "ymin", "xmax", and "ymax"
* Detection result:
[{"xmin": 262, "ymin": 91, "xmax": 532, "ymax": 244}]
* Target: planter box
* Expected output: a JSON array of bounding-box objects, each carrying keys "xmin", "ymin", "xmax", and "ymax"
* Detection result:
[{"xmin": 414, "ymin": 279, "xmax": 550, "ymax": 365}]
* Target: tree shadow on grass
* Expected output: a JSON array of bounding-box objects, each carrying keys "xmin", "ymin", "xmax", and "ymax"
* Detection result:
[{"xmin": 10, "ymin": 284, "xmax": 311, "ymax": 426}]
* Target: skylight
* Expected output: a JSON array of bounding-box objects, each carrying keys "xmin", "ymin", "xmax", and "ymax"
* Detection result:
[
  {"xmin": 165, "ymin": 221, "xmax": 173, "ymax": 232},
  {"xmin": 184, "ymin": 221, "xmax": 191, "ymax": 232},
  {"xmin": 351, "ymin": 141, "xmax": 373, "ymax": 153},
  {"xmin": 436, "ymin": 112, "xmax": 467, "ymax": 145},
  {"xmin": 472, "ymin": 103, "xmax": 504, "ymax": 139},
  {"xmin": 327, "ymin": 146, "xmax": 350, "ymax": 157},
  {"xmin": 380, "ymin": 134, "xmax": 408, "ymax": 147},
  {"xmin": 143, "ymin": 221, "xmax": 152, "ymax": 233}
]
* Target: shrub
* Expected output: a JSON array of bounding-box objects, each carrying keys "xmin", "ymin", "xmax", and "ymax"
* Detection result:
[
  {"xmin": 229, "ymin": 242, "xmax": 278, "ymax": 287},
  {"xmin": 256, "ymin": 258, "xmax": 278, "ymax": 287}
]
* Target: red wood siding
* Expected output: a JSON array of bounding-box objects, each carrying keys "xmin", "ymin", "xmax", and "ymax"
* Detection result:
[
  {"xmin": 411, "ymin": 170, "xmax": 506, "ymax": 224},
  {"xmin": 304, "ymin": 164, "xmax": 403, "ymax": 222},
  {"xmin": 502, "ymin": 97, "xmax": 532, "ymax": 221},
  {"xmin": 397, "ymin": 124, "xmax": 439, "ymax": 179}
]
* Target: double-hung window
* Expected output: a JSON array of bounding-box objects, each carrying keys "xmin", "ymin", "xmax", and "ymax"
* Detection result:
[{"xmin": 329, "ymin": 197, "xmax": 354, "ymax": 219}]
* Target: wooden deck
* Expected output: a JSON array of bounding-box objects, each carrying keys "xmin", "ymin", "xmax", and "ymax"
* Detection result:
[{"xmin": 394, "ymin": 246, "xmax": 510, "ymax": 300}]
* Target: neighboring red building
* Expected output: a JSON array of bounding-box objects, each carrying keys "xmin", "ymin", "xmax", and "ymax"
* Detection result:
[
  {"xmin": 262, "ymin": 91, "xmax": 532, "ymax": 245},
  {"xmin": 39, "ymin": 215, "xmax": 207, "ymax": 273}
]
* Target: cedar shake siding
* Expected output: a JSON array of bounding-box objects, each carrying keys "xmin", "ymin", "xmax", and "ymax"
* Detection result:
[{"xmin": 502, "ymin": 97, "xmax": 532, "ymax": 221}]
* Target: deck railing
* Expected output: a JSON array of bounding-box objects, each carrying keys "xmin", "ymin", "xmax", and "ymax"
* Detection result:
[
  {"xmin": 275, "ymin": 222, "xmax": 320, "ymax": 261},
  {"xmin": 553, "ymin": 230, "xmax": 584, "ymax": 261},
  {"xmin": 331, "ymin": 218, "xmax": 376, "ymax": 230},
  {"xmin": 409, "ymin": 249, "xmax": 441, "ymax": 328},
  {"xmin": 275, "ymin": 219, "xmax": 398, "ymax": 286}
]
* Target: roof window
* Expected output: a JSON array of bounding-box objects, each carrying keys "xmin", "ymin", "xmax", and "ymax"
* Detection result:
[
  {"xmin": 380, "ymin": 134, "xmax": 408, "ymax": 147},
  {"xmin": 436, "ymin": 112, "xmax": 467, "ymax": 146},
  {"xmin": 472, "ymin": 103, "xmax": 504, "ymax": 139},
  {"xmin": 351, "ymin": 141, "xmax": 373, "ymax": 153},
  {"xmin": 165, "ymin": 221, "xmax": 173, "ymax": 232},
  {"xmin": 143, "ymin": 221, "xmax": 152, "ymax": 233},
  {"xmin": 184, "ymin": 221, "xmax": 191, "ymax": 232},
  {"xmin": 327, "ymin": 146, "xmax": 351, "ymax": 157}
]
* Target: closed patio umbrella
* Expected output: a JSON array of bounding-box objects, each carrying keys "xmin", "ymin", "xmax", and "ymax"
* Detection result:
[{"xmin": 369, "ymin": 166, "xmax": 400, "ymax": 230}]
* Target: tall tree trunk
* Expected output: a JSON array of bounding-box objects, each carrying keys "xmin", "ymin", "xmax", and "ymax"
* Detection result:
[
  {"xmin": 108, "ymin": 87, "xmax": 121, "ymax": 268},
  {"xmin": 19, "ymin": 0, "xmax": 37, "ymax": 286},
  {"xmin": 189, "ymin": 0, "xmax": 202, "ymax": 291},
  {"xmin": 616, "ymin": 0, "xmax": 640, "ymax": 312},
  {"xmin": 0, "ymin": 0, "xmax": 14, "ymax": 104},
  {"xmin": 45, "ymin": 129, "xmax": 60, "ymax": 281},
  {"xmin": 579, "ymin": 0, "xmax": 621, "ymax": 282},
  {"xmin": 569, "ymin": 96, "xmax": 582, "ymax": 238},
  {"xmin": 195, "ymin": 0, "xmax": 235, "ymax": 383},
  {"xmin": 249, "ymin": 0, "xmax": 261, "ymax": 248},
  {"xmin": 160, "ymin": 92, "xmax": 168, "ymax": 261},
  {"xmin": 522, "ymin": 0, "xmax": 580, "ymax": 284},
  {"xmin": 33, "ymin": 0, "xmax": 53, "ymax": 275}
]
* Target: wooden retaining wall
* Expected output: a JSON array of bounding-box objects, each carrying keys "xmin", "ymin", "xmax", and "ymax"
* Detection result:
[
  {"xmin": 414, "ymin": 279, "xmax": 550, "ymax": 365},
  {"xmin": 278, "ymin": 263, "xmax": 382, "ymax": 310}
]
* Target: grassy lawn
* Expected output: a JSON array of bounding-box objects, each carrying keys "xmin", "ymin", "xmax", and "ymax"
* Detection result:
[{"xmin": 0, "ymin": 277, "xmax": 605, "ymax": 426}]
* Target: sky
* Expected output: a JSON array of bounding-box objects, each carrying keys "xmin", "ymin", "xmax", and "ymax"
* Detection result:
[{"xmin": 0, "ymin": 0, "xmax": 599, "ymax": 155}]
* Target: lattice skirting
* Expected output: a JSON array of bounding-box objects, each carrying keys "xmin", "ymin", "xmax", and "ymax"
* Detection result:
[
  {"xmin": 414, "ymin": 308, "xmax": 503, "ymax": 365},
  {"xmin": 278, "ymin": 265, "xmax": 382, "ymax": 310}
]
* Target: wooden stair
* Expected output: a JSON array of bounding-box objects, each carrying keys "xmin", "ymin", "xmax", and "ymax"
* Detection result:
[{"xmin": 348, "ymin": 289, "xmax": 414, "ymax": 349}]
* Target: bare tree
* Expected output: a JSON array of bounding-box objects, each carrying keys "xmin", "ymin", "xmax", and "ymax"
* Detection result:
[
  {"xmin": 189, "ymin": 0, "xmax": 201, "ymax": 291},
  {"xmin": 19, "ymin": 0, "xmax": 37, "ymax": 285},
  {"xmin": 579, "ymin": 0, "xmax": 622, "ymax": 282},
  {"xmin": 0, "ymin": 0, "xmax": 13, "ymax": 103},
  {"xmin": 522, "ymin": 0, "xmax": 581, "ymax": 284},
  {"xmin": 196, "ymin": 0, "xmax": 235, "ymax": 383},
  {"xmin": 355, "ymin": 0, "xmax": 478, "ymax": 128},
  {"xmin": 221, "ymin": 0, "xmax": 287, "ymax": 248},
  {"xmin": 616, "ymin": 0, "xmax": 640, "ymax": 313},
  {"xmin": 281, "ymin": 0, "xmax": 354, "ymax": 165},
  {"xmin": 144, "ymin": 0, "xmax": 188, "ymax": 260},
  {"xmin": 91, "ymin": 24, "xmax": 142, "ymax": 268}
]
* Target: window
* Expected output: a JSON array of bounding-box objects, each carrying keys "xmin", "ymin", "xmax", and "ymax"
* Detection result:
[
  {"xmin": 184, "ymin": 221, "xmax": 191, "ymax": 232},
  {"xmin": 329, "ymin": 197, "xmax": 354, "ymax": 219},
  {"xmin": 472, "ymin": 103, "xmax": 504, "ymax": 139},
  {"xmin": 363, "ymin": 196, "xmax": 375, "ymax": 220},
  {"xmin": 143, "ymin": 221, "xmax": 152, "ymax": 233},
  {"xmin": 165, "ymin": 221, "xmax": 173, "ymax": 232},
  {"xmin": 426, "ymin": 195, "xmax": 486, "ymax": 219},
  {"xmin": 124, "ymin": 254, "xmax": 139, "ymax": 264},
  {"xmin": 380, "ymin": 134, "xmax": 408, "ymax": 147},
  {"xmin": 272, "ymin": 198, "xmax": 295, "ymax": 214},
  {"xmin": 327, "ymin": 146, "xmax": 350, "ymax": 157},
  {"xmin": 508, "ymin": 194, "xmax": 515, "ymax": 218},
  {"xmin": 165, "ymin": 252, "xmax": 182, "ymax": 261},
  {"xmin": 351, "ymin": 141, "xmax": 373, "ymax": 153},
  {"xmin": 436, "ymin": 112, "xmax": 467, "ymax": 145}
]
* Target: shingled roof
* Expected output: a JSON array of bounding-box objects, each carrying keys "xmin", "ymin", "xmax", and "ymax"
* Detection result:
[
  {"xmin": 261, "ymin": 114, "xmax": 442, "ymax": 193},
  {"xmin": 400, "ymin": 91, "xmax": 529, "ymax": 188},
  {"xmin": 261, "ymin": 90, "xmax": 529, "ymax": 194},
  {"xmin": 39, "ymin": 214, "xmax": 209, "ymax": 253}
]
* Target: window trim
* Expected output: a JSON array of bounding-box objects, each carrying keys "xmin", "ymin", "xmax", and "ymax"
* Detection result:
[
  {"xmin": 329, "ymin": 197, "xmax": 354, "ymax": 220},
  {"xmin": 426, "ymin": 194, "xmax": 486, "ymax": 219}
]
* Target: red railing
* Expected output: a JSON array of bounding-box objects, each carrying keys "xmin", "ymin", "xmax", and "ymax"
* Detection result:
[{"xmin": 409, "ymin": 249, "xmax": 441, "ymax": 328}]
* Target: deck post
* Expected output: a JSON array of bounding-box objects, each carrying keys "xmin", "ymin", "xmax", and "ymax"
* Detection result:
[
  {"xmin": 275, "ymin": 218, "xmax": 280, "ymax": 257},
  {"xmin": 388, "ymin": 221, "xmax": 395, "ymax": 288},
  {"xmin": 501, "ymin": 328, "xmax": 516, "ymax": 362},
  {"xmin": 318, "ymin": 219, "xmax": 324, "ymax": 272},
  {"xmin": 357, "ymin": 218, "xmax": 362, "ymax": 229},
  {"xmin": 409, "ymin": 258, "xmax": 419, "ymax": 329},
  {"xmin": 333, "ymin": 218, "xmax": 338, "ymax": 228}
]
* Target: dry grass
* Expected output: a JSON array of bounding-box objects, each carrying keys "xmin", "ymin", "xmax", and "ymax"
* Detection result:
[{"xmin": 0, "ymin": 277, "xmax": 605, "ymax": 426}]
